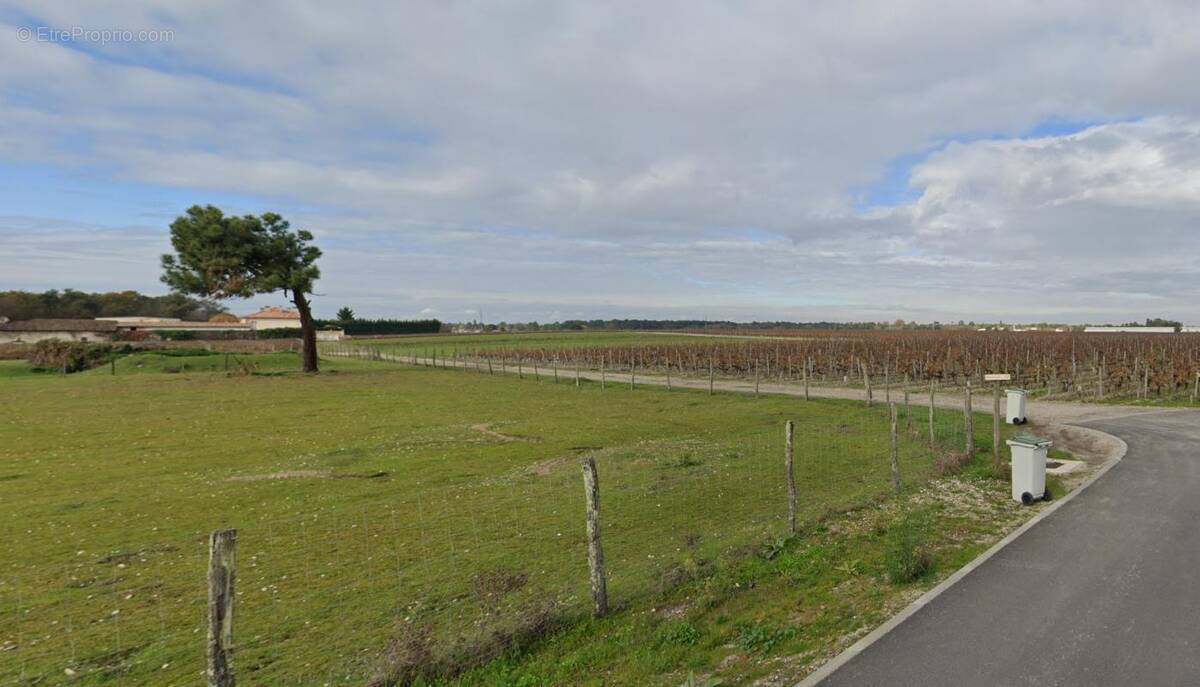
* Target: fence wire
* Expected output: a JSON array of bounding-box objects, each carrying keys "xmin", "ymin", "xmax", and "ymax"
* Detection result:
[{"xmin": 4, "ymin": 352, "xmax": 983, "ymax": 686}]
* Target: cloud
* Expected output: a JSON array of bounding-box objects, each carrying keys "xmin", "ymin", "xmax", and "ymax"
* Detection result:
[{"xmin": 2, "ymin": 2, "xmax": 1200, "ymax": 322}]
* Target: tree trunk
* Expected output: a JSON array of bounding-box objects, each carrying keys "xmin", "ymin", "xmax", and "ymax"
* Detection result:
[{"xmin": 292, "ymin": 291, "xmax": 319, "ymax": 373}]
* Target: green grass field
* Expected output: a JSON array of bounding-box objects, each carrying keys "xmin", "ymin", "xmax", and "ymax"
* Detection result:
[{"xmin": 1, "ymin": 351, "xmax": 1017, "ymax": 686}]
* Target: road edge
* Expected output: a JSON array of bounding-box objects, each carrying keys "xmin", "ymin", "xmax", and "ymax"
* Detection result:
[{"xmin": 794, "ymin": 423, "xmax": 1129, "ymax": 687}]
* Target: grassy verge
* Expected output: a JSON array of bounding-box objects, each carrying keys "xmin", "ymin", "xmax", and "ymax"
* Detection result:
[{"xmin": 442, "ymin": 461, "xmax": 1039, "ymax": 686}]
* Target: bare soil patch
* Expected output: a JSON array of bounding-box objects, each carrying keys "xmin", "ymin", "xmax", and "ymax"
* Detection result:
[
  {"xmin": 470, "ymin": 423, "xmax": 543, "ymax": 443},
  {"xmin": 228, "ymin": 469, "xmax": 388, "ymax": 482}
]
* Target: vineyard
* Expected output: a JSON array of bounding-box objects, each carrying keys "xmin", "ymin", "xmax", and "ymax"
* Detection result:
[{"xmin": 355, "ymin": 331, "xmax": 1200, "ymax": 403}]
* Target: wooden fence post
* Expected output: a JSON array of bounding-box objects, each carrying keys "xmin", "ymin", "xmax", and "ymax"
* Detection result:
[
  {"xmin": 785, "ymin": 421, "xmax": 797, "ymax": 534},
  {"xmin": 803, "ymin": 360, "xmax": 810, "ymax": 400},
  {"xmin": 928, "ymin": 379, "xmax": 936, "ymax": 449},
  {"xmin": 863, "ymin": 361, "xmax": 873, "ymax": 406},
  {"xmin": 553, "ymin": 358, "xmax": 559, "ymax": 383},
  {"xmin": 630, "ymin": 359, "xmax": 635, "ymax": 390},
  {"xmin": 964, "ymin": 382, "xmax": 974, "ymax": 461},
  {"xmin": 207, "ymin": 528, "xmax": 236, "ymax": 687},
  {"xmin": 575, "ymin": 359, "xmax": 580, "ymax": 387},
  {"xmin": 993, "ymin": 382, "xmax": 1002, "ymax": 470},
  {"xmin": 666, "ymin": 359, "xmax": 672, "ymax": 391},
  {"xmin": 708, "ymin": 355, "xmax": 714, "ymax": 396},
  {"xmin": 884, "ymin": 365, "xmax": 891, "ymax": 404},
  {"xmin": 600, "ymin": 354, "xmax": 606, "ymax": 390},
  {"xmin": 754, "ymin": 359, "xmax": 760, "ymax": 398},
  {"xmin": 889, "ymin": 403, "xmax": 900, "ymax": 495},
  {"xmin": 581, "ymin": 457, "xmax": 608, "ymax": 617}
]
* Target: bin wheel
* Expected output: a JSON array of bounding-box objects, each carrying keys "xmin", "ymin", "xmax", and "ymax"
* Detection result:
[
  {"xmin": 1042, "ymin": 487, "xmax": 1052, "ymax": 502},
  {"xmin": 1021, "ymin": 492, "xmax": 1034, "ymax": 505}
]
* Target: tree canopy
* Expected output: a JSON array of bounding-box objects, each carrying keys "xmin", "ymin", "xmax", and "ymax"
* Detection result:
[
  {"xmin": 0, "ymin": 289, "xmax": 225, "ymax": 321},
  {"xmin": 161, "ymin": 205, "xmax": 323, "ymax": 371}
]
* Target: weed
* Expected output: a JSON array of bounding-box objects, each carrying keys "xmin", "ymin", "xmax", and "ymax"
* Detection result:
[
  {"xmin": 660, "ymin": 557, "xmax": 715, "ymax": 594},
  {"xmin": 368, "ymin": 601, "xmax": 562, "ymax": 687},
  {"xmin": 472, "ymin": 568, "xmax": 528, "ymax": 602},
  {"xmin": 680, "ymin": 672, "xmax": 728, "ymax": 687},
  {"xmin": 933, "ymin": 448, "xmax": 972, "ymax": 476},
  {"xmin": 734, "ymin": 621, "xmax": 796, "ymax": 655},
  {"xmin": 668, "ymin": 451, "xmax": 703, "ymax": 468},
  {"xmin": 657, "ymin": 622, "xmax": 701, "ymax": 646},
  {"xmin": 758, "ymin": 534, "xmax": 794, "ymax": 561},
  {"xmin": 834, "ymin": 558, "xmax": 862, "ymax": 576},
  {"xmin": 882, "ymin": 517, "xmax": 935, "ymax": 584}
]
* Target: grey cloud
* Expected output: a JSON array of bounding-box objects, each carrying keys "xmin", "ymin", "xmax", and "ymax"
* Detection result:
[{"xmin": 3, "ymin": 2, "xmax": 1200, "ymax": 322}]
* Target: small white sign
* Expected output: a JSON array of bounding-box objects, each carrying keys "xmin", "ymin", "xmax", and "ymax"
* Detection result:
[{"xmin": 984, "ymin": 373, "xmax": 1012, "ymax": 382}]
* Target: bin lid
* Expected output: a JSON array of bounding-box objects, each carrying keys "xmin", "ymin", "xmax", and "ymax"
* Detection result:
[
  {"xmin": 1005, "ymin": 388, "xmax": 1027, "ymax": 396},
  {"xmin": 1007, "ymin": 434, "xmax": 1051, "ymax": 448}
]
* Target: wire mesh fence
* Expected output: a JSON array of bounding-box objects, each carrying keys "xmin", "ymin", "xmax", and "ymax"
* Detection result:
[{"xmin": 4, "ymin": 352, "xmax": 985, "ymax": 686}]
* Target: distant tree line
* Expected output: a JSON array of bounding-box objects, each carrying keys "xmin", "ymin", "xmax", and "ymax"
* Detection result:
[
  {"xmin": 466, "ymin": 319, "xmax": 885, "ymax": 332},
  {"xmin": 1112, "ymin": 318, "xmax": 1183, "ymax": 331},
  {"xmin": 314, "ymin": 318, "xmax": 442, "ymax": 335},
  {"xmin": 0, "ymin": 289, "xmax": 226, "ymax": 321}
]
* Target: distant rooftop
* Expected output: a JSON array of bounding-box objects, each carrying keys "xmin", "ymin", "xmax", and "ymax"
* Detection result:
[
  {"xmin": 99, "ymin": 316, "xmax": 183, "ymax": 324},
  {"xmin": 0, "ymin": 319, "xmax": 118, "ymax": 332},
  {"xmin": 118, "ymin": 321, "xmax": 250, "ymax": 330},
  {"xmin": 243, "ymin": 306, "xmax": 300, "ymax": 320}
]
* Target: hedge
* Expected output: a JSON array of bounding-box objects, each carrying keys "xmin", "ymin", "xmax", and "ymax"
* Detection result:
[
  {"xmin": 314, "ymin": 318, "xmax": 441, "ymax": 336},
  {"xmin": 256, "ymin": 328, "xmax": 304, "ymax": 339}
]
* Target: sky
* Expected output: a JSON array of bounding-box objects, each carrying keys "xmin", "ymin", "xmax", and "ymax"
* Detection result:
[{"xmin": 2, "ymin": 2, "xmax": 1200, "ymax": 324}]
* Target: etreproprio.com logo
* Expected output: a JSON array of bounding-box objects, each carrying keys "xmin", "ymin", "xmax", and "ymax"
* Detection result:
[{"xmin": 16, "ymin": 26, "xmax": 175, "ymax": 44}]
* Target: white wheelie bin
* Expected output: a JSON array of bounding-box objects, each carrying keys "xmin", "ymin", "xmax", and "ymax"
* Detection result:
[
  {"xmin": 1007, "ymin": 434, "xmax": 1051, "ymax": 504},
  {"xmin": 1006, "ymin": 388, "xmax": 1027, "ymax": 425}
]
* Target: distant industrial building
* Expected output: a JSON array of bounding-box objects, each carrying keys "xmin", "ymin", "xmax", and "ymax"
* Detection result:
[
  {"xmin": 1083, "ymin": 327, "xmax": 1178, "ymax": 333},
  {"xmin": 0, "ymin": 306, "xmax": 343, "ymax": 344},
  {"xmin": 0, "ymin": 319, "xmax": 117, "ymax": 344}
]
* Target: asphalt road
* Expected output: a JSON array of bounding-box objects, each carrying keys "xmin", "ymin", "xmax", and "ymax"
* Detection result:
[{"xmin": 815, "ymin": 408, "xmax": 1200, "ymax": 687}]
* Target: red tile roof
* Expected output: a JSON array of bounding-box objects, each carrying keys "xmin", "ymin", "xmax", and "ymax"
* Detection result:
[{"xmin": 243, "ymin": 307, "xmax": 300, "ymax": 320}]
